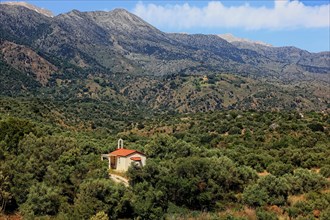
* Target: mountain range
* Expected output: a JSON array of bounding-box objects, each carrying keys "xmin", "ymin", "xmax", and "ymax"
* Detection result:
[{"xmin": 0, "ymin": 2, "xmax": 329, "ymax": 115}]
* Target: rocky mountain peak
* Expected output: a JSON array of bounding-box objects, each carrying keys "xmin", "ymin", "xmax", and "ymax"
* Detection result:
[
  {"xmin": 0, "ymin": 1, "xmax": 53, "ymax": 17},
  {"xmin": 111, "ymin": 8, "xmax": 132, "ymax": 16},
  {"xmin": 86, "ymin": 8, "xmax": 159, "ymax": 34},
  {"xmin": 58, "ymin": 9, "xmax": 86, "ymax": 21},
  {"xmin": 67, "ymin": 9, "xmax": 82, "ymax": 15},
  {"xmin": 218, "ymin": 33, "xmax": 272, "ymax": 47}
]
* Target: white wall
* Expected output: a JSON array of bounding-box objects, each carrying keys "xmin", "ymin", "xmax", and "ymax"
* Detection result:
[
  {"xmin": 116, "ymin": 156, "xmax": 128, "ymax": 172},
  {"xmin": 115, "ymin": 153, "xmax": 146, "ymax": 172}
]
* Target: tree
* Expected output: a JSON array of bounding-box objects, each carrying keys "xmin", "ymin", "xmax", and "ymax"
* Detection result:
[
  {"xmin": 320, "ymin": 165, "xmax": 330, "ymax": 178},
  {"xmin": 144, "ymin": 135, "xmax": 196, "ymax": 159},
  {"xmin": 286, "ymin": 207, "xmax": 299, "ymax": 219},
  {"xmin": 256, "ymin": 208, "xmax": 278, "ymax": 220},
  {"xmin": 243, "ymin": 175, "xmax": 290, "ymax": 207},
  {"xmin": 258, "ymin": 175, "xmax": 290, "ymax": 206},
  {"xmin": 73, "ymin": 179, "xmax": 131, "ymax": 219},
  {"xmin": 20, "ymin": 182, "xmax": 62, "ymax": 217},
  {"xmin": 267, "ymin": 162, "xmax": 294, "ymax": 176},
  {"xmin": 284, "ymin": 169, "xmax": 329, "ymax": 194},
  {"xmin": 0, "ymin": 117, "xmax": 36, "ymax": 154},
  {"xmin": 320, "ymin": 207, "xmax": 330, "ymax": 220},
  {"xmin": 0, "ymin": 171, "xmax": 11, "ymax": 213},
  {"xmin": 131, "ymin": 182, "xmax": 167, "ymax": 220},
  {"xmin": 90, "ymin": 211, "xmax": 109, "ymax": 220},
  {"xmin": 307, "ymin": 123, "xmax": 324, "ymax": 132},
  {"xmin": 243, "ymin": 184, "xmax": 269, "ymax": 207}
]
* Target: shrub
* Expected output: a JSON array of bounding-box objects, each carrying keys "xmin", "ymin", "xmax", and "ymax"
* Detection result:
[
  {"xmin": 320, "ymin": 207, "xmax": 330, "ymax": 220},
  {"xmin": 20, "ymin": 183, "xmax": 62, "ymax": 217},
  {"xmin": 228, "ymin": 126, "xmax": 241, "ymax": 135},
  {"xmin": 307, "ymin": 123, "xmax": 324, "ymax": 132},
  {"xmin": 320, "ymin": 165, "xmax": 330, "ymax": 178},
  {"xmin": 243, "ymin": 184, "xmax": 269, "ymax": 207},
  {"xmin": 267, "ymin": 162, "xmax": 294, "ymax": 176},
  {"xmin": 90, "ymin": 211, "xmax": 109, "ymax": 220},
  {"xmin": 256, "ymin": 208, "xmax": 278, "ymax": 220},
  {"xmin": 296, "ymin": 169, "xmax": 328, "ymax": 193}
]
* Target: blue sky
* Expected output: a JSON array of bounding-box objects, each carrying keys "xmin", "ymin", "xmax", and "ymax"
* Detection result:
[{"xmin": 22, "ymin": 0, "xmax": 330, "ymax": 52}]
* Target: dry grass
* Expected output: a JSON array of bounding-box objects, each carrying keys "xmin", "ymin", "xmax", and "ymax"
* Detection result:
[
  {"xmin": 166, "ymin": 212, "xmax": 218, "ymax": 220},
  {"xmin": 109, "ymin": 169, "xmax": 128, "ymax": 178},
  {"xmin": 321, "ymin": 188, "xmax": 330, "ymax": 193},
  {"xmin": 311, "ymin": 168, "xmax": 321, "ymax": 173},
  {"xmin": 0, "ymin": 214, "xmax": 22, "ymax": 220},
  {"xmin": 266, "ymin": 205, "xmax": 284, "ymax": 215},
  {"xmin": 287, "ymin": 194, "xmax": 306, "ymax": 205},
  {"xmin": 257, "ymin": 170, "xmax": 270, "ymax": 177},
  {"xmin": 217, "ymin": 206, "xmax": 256, "ymax": 220}
]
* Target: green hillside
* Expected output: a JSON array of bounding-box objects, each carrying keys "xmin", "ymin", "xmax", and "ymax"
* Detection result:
[{"xmin": 0, "ymin": 107, "xmax": 329, "ymax": 219}]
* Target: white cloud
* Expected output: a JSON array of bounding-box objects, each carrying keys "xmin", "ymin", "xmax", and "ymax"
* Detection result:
[{"xmin": 133, "ymin": 0, "xmax": 330, "ymax": 30}]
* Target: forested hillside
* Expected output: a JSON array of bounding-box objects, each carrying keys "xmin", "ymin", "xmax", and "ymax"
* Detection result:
[{"xmin": 1, "ymin": 110, "xmax": 329, "ymax": 219}]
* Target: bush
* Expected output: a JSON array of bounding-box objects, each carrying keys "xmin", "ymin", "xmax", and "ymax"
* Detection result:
[
  {"xmin": 228, "ymin": 126, "xmax": 241, "ymax": 135},
  {"xmin": 258, "ymin": 175, "xmax": 290, "ymax": 206},
  {"xmin": 73, "ymin": 179, "xmax": 131, "ymax": 219},
  {"xmin": 243, "ymin": 184, "xmax": 269, "ymax": 207},
  {"xmin": 292, "ymin": 201, "xmax": 313, "ymax": 216},
  {"xmin": 320, "ymin": 207, "xmax": 330, "ymax": 220},
  {"xmin": 320, "ymin": 165, "xmax": 330, "ymax": 178},
  {"xmin": 90, "ymin": 211, "xmax": 109, "ymax": 220},
  {"xmin": 243, "ymin": 175, "xmax": 290, "ymax": 207},
  {"xmin": 267, "ymin": 162, "xmax": 294, "ymax": 176},
  {"xmin": 307, "ymin": 123, "xmax": 324, "ymax": 132},
  {"xmin": 285, "ymin": 169, "xmax": 329, "ymax": 194},
  {"xmin": 256, "ymin": 208, "xmax": 278, "ymax": 220},
  {"xmin": 20, "ymin": 183, "xmax": 62, "ymax": 217}
]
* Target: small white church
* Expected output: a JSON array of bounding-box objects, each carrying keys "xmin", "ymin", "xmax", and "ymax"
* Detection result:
[{"xmin": 101, "ymin": 139, "xmax": 146, "ymax": 172}]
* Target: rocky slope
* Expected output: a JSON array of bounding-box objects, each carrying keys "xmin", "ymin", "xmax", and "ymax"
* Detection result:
[
  {"xmin": 0, "ymin": 3, "xmax": 329, "ymax": 112},
  {"xmin": 1, "ymin": 4, "xmax": 329, "ymax": 77},
  {"xmin": 0, "ymin": 40, "xmax": 58, "ymax": 85},
  {"xmin": 0, "ymin": 1, "xmax": 53, "ymax": 17},
  {"xmin": 218, "ymin": 33, "xmax": 272, "ymax": 47},
  {"xmin": 222, "ymin": 34, "xmax": 329, "ymax": 72}
]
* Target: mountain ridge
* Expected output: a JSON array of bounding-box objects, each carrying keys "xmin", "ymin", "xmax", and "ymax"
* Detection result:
[
  {"xmin": 0, "ymin": 3, "xmax": 329, "ymax": 112},
  {"xmin": 218, "ymin": 33, "xmax": 273, "ymax": 47},
  {"xmin": 0, "ymin": 1, "xmax": 54, "ymax": 17}
]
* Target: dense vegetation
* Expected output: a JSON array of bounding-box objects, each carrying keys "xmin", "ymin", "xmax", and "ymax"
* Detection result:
[
  {"xmin": 0, "ymin": 104, "xmax": 329, "ymax": 219},
  {"xmin": 0, "ymin": 58, "xmax": 41, "ymax": 94},
  {"xmin": 1, "ymin": 4, "xmax": 329, "ymax": 219}
]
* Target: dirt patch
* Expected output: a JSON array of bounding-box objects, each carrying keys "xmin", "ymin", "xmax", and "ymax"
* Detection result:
[
  {"xmin": 288, "ymin": 194, "xmax": 306, "ymax": 205},
  {"xmin": 0, "ymin": 214, "xmax": 23, "ymax": 220},
  {"xmin": 258, "ymin": 170, "xmax": 270, "ymax": 177}
]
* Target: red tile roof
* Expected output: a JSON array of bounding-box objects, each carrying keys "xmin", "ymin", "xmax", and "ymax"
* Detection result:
[
  {"xmin": 110, "ymin": 148, "xmax": 145, "ymax": 157},
  {"xmin": 130, "ymin": 157, "xmax": 141, "ymax": 161}
]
